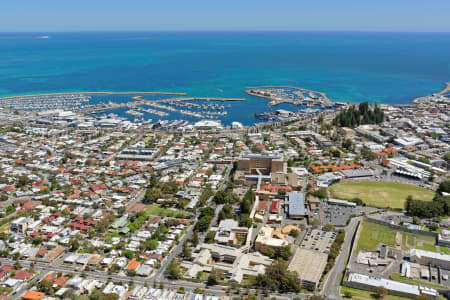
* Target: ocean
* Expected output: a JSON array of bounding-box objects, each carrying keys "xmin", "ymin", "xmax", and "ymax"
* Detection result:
[{"xmin": 0, "ymin": 31, "xmax": 449, "ymax": 125}]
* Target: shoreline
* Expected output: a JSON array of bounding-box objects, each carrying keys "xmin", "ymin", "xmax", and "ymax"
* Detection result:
[
  {"xmin": 0, "ymin": 91, "xmax": 187, "ymax": 100},
  {"xmin": 412, "ymin": 81, "xmax": 450, "ymax": 104}
]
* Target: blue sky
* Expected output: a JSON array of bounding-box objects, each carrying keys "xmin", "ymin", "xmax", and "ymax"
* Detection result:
[{"xmin": 1, "ymin": 0, "xmax": 450, "ymax": 32}]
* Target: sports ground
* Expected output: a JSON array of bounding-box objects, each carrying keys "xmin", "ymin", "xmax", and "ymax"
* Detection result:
[{"xmin": 329, "ymin": 181, "xmax": 434, "ymax": 209}]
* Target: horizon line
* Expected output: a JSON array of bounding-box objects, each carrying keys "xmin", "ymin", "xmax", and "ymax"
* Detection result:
[{"xmin": 1, "ymin": 29, "xmax": 450, "ymax": 34}]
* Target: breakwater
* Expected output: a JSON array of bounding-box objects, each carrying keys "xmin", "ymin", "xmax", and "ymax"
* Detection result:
[{"xmin": 412, "ymin": 82, "xmax": 450, "ymax": 104}]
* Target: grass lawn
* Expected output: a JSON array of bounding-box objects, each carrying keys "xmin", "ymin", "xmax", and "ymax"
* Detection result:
[
  {"xmin": 145, "ymin": 204, "xmax": 188, "ymax": 218},
  {"xmin": 340, "ymin": 286, "xmax": 410, "ymax": 300},
  {"xmin": 0, "ymin": 221, "xmax": 11, "ymax": 233},
  {"xmin": 329, "ymin": 181, "xmax": 434, "ymax": 209},
  {"xmin": 390, "ymin": 273, "xmax": 448, "ymax": 289},
  {"xmin": 357, "ymin": 221, "xmax": 436, "ymax": 252},
  {"xmin": 417, "ymin": 243, "xmax": 438, "ymax": 252},
  {"xmin": 440, "ymin": 246, "xmax": 450, "ymax": 255}
]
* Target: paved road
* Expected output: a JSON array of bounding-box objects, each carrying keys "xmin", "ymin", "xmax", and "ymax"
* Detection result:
[
  {"xmin": 154, "ymin": 168, "xmax": 230, "ymax": 281},
  {"xmin": 1, "ymin": 258, "xmax": 301, "ymax": 299},
  {"xmin": 126, "ymin": 188, "xmax": 146, "ymax": 211},
  {"xmin": 322, "ymin": 217, "xmax": 361, "ymax": 299}
]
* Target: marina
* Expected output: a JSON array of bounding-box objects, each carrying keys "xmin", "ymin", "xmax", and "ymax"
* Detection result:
[
  {"xmin": 0, "ymin": 91, "xmax": 186, "ymax": 111},
  {"xmin": 0, "ymin": 87, "xmax": 336, "ymax": 125},
  {"xmin": 133, "ymin": 96, "xmax": 243, "ymax": 119},
  {"xmin": 136, "ymin": 100, "xmax": 227, "ymax": 119},
  {"xmin": 254, "ymin": 108, "xmax": 322, "ymax": 122},
  {"xmin": 133, "ymin": 96, "xmax": 245, "ymax": 103},
  {"xmin": 0, "ymin": 93, "xmax": 91, "ymax": 110},
  {"xmin": 246, "ymin": 85, "xmax": 336, "ymax": 108}
]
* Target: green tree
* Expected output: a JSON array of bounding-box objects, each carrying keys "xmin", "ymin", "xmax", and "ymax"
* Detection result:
[
  {"xmin": 278, "ymin": 189, "xmax": 286, "ymax": 196},
  {"xmin": 182, "ymin": 241, "xmax": 192, "ymax": 260},
  {"xmin": 207, "ymin": 268, "xmax": 219, "ymax": 286},
  {"xmin": 255, "ymin": 259, "xmax": 300, "ymax": 293},
  {"xmin": 375, "ymin": 286, "xmax": 387, "ymax": 299},
  {"xmin": 195, "ymin": 216, "xmax": 213, "ymax": 232},
  {"xmin": 145, "ymin": 239, "xmax": 158, "ymax": 250},
  {"xmin": 239, "ymin": 214, "xmax": 253, "ymax": 228},
  {"xmin": 289, "ymin": 229, "xmax": 300, "ymax": 238},
  {"xmin": 144, "ymin": 188, "xmax": 162, "ymax": 203},
  {"xmin": 167, "ymin": 259, "xmax": 181, "ymax": 280},
  {"xmin": 438, "ymin": 180, "xmax": 450, "ymax": 194},
  {"xmin": 69, "ymin": 238, "xmax": 80, "ymax": 251},
  {"xmin": 192, "ymin": 231, "xmax": 199, "ymax": 246}
]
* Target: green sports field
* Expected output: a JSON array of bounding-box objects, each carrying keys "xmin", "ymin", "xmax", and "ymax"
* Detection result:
[
  {"xmin": 329, "ymin": 181, "xmax": 434, "ymax": 209},
  {"xmin": 356, "ymin": 220, "xmax": 436, "ymax": 252}
]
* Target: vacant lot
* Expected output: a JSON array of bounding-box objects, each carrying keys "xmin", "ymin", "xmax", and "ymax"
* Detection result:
[
  {"xmin": 145, "ymin": 204, "xmax": 189, "ymax": 218},
  {"xmin": 329, "ymin": 181, "xmax": 434, "ymax": 209},
  {"xmin": 356, "ymin": 221, "xmax": 436, "ymax": 252}
]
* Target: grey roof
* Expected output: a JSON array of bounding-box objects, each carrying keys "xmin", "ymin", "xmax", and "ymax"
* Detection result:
[{"xmin": 288, "ymin": 192, "xmax": 306, "ymax": 216}]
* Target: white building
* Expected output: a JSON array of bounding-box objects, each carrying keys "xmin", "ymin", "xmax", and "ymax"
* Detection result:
[{"xmin": 346, "ymin": 272, "xmax": 437, "ymax": 299}]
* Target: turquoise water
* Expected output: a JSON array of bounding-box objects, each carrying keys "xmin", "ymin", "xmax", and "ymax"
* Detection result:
[{"xmin": 0, "ymin": 32, "xmax": 449, "ymax": 125}]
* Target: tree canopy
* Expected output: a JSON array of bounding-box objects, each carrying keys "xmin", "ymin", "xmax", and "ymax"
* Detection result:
[
  {"xmin": 255, "ymin": 259, "xmax": 300, "ymax": 293},
  {"xmin": 332, "ymin": 102, "xmax": 384, "ymax": 128}
]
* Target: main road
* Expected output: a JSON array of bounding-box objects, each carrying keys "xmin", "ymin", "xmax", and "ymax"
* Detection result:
[
  {"xmin": 322, "ymin": 217, "xmax": 361, "ymax": 299},
  {"xmin": 1, "ymin": 257, "xmax": 304, "ymax": 300}
]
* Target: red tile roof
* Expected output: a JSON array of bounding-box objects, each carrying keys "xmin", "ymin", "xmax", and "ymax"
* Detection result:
[{"xmin": 22, "ymin": 290, "xmax": 45, "ymax": 300}]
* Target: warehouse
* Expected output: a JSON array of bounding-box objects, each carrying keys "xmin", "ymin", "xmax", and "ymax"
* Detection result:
[{"xmin": 287, "ymin": 192, "xmax": 306, "ymax": 219}]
